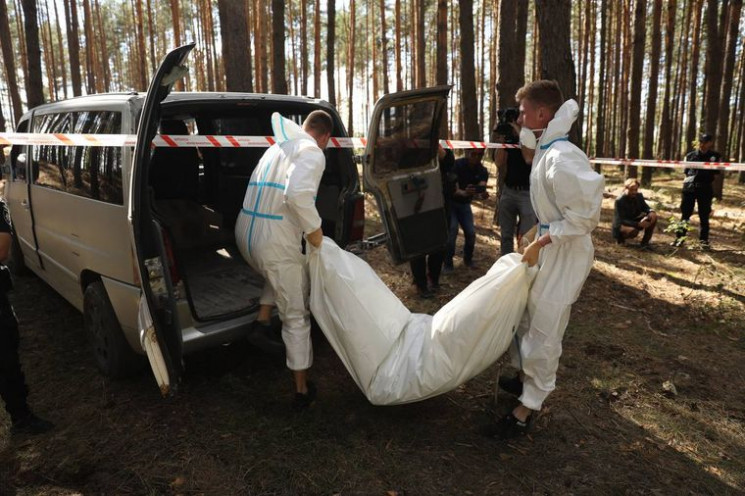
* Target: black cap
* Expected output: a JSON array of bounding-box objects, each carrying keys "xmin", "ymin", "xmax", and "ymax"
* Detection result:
[{"xmin": 699, "ymin": 133, "xmax": 713, "ymax": 143}]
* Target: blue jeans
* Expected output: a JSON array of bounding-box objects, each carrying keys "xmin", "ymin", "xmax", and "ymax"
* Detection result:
[
  {"xmin": 445, "ymin": 201, "xmax": 476, "ymax": 266},
  {"xmin": 499, "ymin": 187, "xmax": 537, "ymax": 255}
]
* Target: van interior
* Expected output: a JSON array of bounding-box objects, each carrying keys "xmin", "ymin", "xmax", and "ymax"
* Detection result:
[{"xmin": 149, "ymin": 102, "xmax": 356, "ymax": 322}]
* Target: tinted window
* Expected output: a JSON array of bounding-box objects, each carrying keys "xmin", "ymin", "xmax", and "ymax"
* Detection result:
[
  {"xmin": 372, "ymin": 100, "xmax": 438, "ymax": 175},
  {"xmin": 32, "ymin": 111, "xmax": 123, "ymax": 204},
  {"xmin": 32, "ymin": 113, "xmax": 70, "ymax": 190}
]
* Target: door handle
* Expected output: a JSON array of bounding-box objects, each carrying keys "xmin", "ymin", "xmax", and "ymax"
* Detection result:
[{"xmin": 20, "ymin": 200, "xmax": 29, "ymax": 208}]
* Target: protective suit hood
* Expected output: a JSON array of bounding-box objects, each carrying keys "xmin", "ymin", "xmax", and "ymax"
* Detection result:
[
  {"xmin": 271, "ymin": 112, "xmax": 316, "ymax": 145},
  {"xmin": 538, "ymin": 99, "xmax": 578, "ymax": 149}
]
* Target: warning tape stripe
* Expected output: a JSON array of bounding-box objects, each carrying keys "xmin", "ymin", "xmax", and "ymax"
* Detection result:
[
  {"xmin": 0, "ymin": 132, "xmax": 520, "ymax": 150},
  {"xmin": 2, "ymin": 132, "xmax": 744, "ymax": 170},
  {"xmin": 589, "ymin": 158, "xmax": 745, "ymax": 171}
]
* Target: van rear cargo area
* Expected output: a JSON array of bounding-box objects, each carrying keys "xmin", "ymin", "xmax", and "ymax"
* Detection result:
[{"xmin": 152, "ymin": 199, "xmax": 263, "ymax": 321}]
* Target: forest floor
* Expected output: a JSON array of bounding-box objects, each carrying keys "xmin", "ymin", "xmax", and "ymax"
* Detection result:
[{"xmin": 0, "ymin": 166, "xmax": 744, "ymax": 495}]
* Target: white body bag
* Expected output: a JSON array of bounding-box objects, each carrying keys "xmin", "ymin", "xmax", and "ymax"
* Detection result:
[{"xmin": 309, "ymin": 238, "xmax": 536, "ymax": 405}]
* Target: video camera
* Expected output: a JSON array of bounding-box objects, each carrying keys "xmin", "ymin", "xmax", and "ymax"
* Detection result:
[{"xmin": 493, "ymin": 107, "xmax": 519, "ymax": 144}]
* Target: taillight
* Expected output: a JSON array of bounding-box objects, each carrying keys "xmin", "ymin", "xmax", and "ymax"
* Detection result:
[
  {"xmin": 349, "ymin": 196, "xmax": 365, "ymax": 242},
  {"xmin": 160, "ymin": 228, "xmax": 181, "ymax": 285}
]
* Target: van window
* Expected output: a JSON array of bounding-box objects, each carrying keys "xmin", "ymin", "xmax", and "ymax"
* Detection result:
[
  {"xmin": 32, "ymin": 111, "xmax": 123, "ymax": 205},
  {"xmin": 32, "ymin": 112, "xmax": 70, "ymax": 191},
  {"xmin": 373, "ymin": 100, "xmax": 439, "ymax": 175}
]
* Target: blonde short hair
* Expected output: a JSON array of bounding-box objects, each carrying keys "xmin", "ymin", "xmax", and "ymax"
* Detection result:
[{"xmin": 624, "ymin": 178, "xmax": 640, "ymax": 190}]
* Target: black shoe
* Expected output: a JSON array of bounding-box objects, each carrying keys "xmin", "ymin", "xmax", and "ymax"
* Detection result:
[
  {"xmin": 247, "ymin": 322, "xmax": 285, "ymax": 354},
  {"xmin": 417, "ymin": 287, "xmax": 434, "ymax": 299},
  {"xmin": 639, "ymin": 243, "xmax": 655, "ymax": 251},
  {"xmin": 292, "ymin": 381, "xmax": 317, "ymax": 412},
  {"xmin": 481, "ymin": 413, "xmax": 531, "ymax": 440},
  {"xmin": 11, "ymin": 413, "xmax": 54, "ymax": 435},
  {"xmin": 498, "ymin": 374, "xmax": 523, "ymax": 396}
]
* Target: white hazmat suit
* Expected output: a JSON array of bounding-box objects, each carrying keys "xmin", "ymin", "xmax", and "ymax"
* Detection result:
[
  {"xmin": 235, "ymin": 113, "xmax": 326, "ymax": 371},
  {"xmin": 513, "ymin": 99, "xmax": 604, "ymax": 411}
]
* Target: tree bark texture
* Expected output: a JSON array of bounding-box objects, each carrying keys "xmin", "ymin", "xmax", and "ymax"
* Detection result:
[
  {"xmin": 218, "ymin": 0, "xmax": 252, "ymax": 92},
  {"xmin": 271, "ymin": 0, "xmax": 287, "ymax": 94},
  {"xmin": 21, "ymin": 0, "xmax": 44, "ymax": 107}
]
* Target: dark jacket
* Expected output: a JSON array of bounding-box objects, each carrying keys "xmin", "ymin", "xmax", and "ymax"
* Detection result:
[
  {"xmin": 684, "ymin": 149, "xmax": 722, "ymax": 186},
  {"xmin": 612, "ymin": 193, "xmax": 653, "ymax": 239}
]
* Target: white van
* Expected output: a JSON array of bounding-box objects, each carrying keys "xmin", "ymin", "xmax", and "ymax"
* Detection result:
[{"xmin": 3, "ymin": 44, "xmax": 451, "ymax": 393}]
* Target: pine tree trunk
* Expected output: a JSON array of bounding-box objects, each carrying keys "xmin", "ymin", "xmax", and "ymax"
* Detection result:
[
  {"xmin": 170, "ymin": 0, "xmax": 181, "ymax": 46},
  {"xmin": 685, "ymin": 0, "xmax": 704, "ymax": 148},
  {"xmin": 288, "ymin": 0, "xmax": 298, "ymax": 93},
  {"xmin": 626, "ymin": 0, "xmax": 646, "ymax": 179},
  {"xmin": 618, "ymin": 0, "xmax": 631, "ymax": 159},
  {"xmin": 169, "ymin": 0, "xmax": 182, "ymax": 90},
  {"xmin": 671, "ymin": 0, "xmax": 692, "ymax": 159},
  {"xmin": 64, "ymin": 0, "xmax": 82, "ymax": 96},
  {"xmin": 380, "ymin": 0, "xmax": 390, "ymax": 95},
  {"xmin": 394, "ymin": 0, "xmax": 403, "ymax": 92},
  {"xmin": 52, "ymin": 0, "xmax": 68, "ymax": 98},
  {"xmin": 535, "ymin": 0, "xmax": 577, "ymax": 142},
  {"xmin": 218, "ymin": 0, "xmax": 252, "ymax": 92},
  {"xmin": 436, "ymin": 0, "xmax": 448, "ymax": 136},
  {"xmin": 95, "ymin": 0, "xmax": 110, "ymax": 91},
  {"xmin": 371, "ymin": 0, "xmax": 378, "ymax": 102},
  {"xmin": 716, "ymin": 0, "xmax": 742, "ymax": 156},
  {"xmin": 260, "ymin": 1, "xmax": 269, "ymax": 93},
  {"xmin": 253, "ymin": 0, "xmax": 264, "ymax": 93},
  {"xmin": 271, "ymin": 0, "xmax": 287, "ymax": 94},
  {"xmin": 586, "ymin": 0, "xmax": 597, "ymax": 155},
  {"xmin": 41, "ymin": 0, "xmax": 58, "ymax": 100},
  {"xmin": 496, "ymin": 0, "xmax": 519, "ymax": 109},
  {"xmin": 459, "ymin": 0, "xmax": 479, "ymax": 140},
  {"xmin": 488, "ymin": 0, "xmax": 498, "ymax": 136},
  {"xmin": 347, "ymin": 0, "xmax": 355, "ymax": 134},
  {"xmin": 703, "ymin": 0, "xmax": 722, "ymax": 135},
  {"xmin": 0, "ymin": 0, "xmax": 23, "ymax": 122},
  {"xmin": 609, "ymin": 0, "xmax": 622, "ymax": 156},
  {"xmin": 21, "ymin": 0, "xmax": 44, "ymax": 107},
  {"xmin": 327, "ymin": 0, "xmax": 335, "ymax": 105},
  {"xmin": 300, "ymin": 0, "xmax": 307, "ymax": 95},
  {"xmin": 313, "ymin": 0, "xmax": 321, "ymax": 98},
  {"xmin": 595, "ymin": 0, "xmax": 607, "ymax": 160},
  {"xmin": 657, "ymin": 0, "xmax": 676, "ymax": 159},
  {"xmin": 478, "ymin": 1, "xmax": 486, "ymax": 135},
  {"xmin": 147, "ymin": 0, "xmax": 156, "ymax": 74},
  {"xmin": 134, "ymin": 0, "xmax": 148, "ymax": 89},
  {"xmin": 416, "ymin": 0, "xmax": 425, "ymax": 88},
  {"xmin": 641, "ymin": 0, "xmax": 662, "ymax": 186}
]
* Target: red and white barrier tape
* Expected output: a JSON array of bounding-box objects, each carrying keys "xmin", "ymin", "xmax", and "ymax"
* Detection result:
[
  {"xmin": 589, "ymin": 157, "xmax": 745, "ymax": 172},
  {"xmin": 2, "ymin": 132, "xmax": 743, "ymax": 170},
  {"xmin": 0, "ymin": 132, "xmax": 520, "ymax": 150}
]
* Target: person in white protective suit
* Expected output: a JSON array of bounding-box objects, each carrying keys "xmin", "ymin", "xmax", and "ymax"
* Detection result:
[
  {"xmin": 234, "ymin": 110, "xmax": 332, "ymax": 410},
  {"xmin": 487, "ymin": 80, "xmax": 604, "ymax": 439}
]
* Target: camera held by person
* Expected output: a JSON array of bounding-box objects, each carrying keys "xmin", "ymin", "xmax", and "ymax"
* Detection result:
[{"xmin": 494, "ymin": 107, "xmax": 520, "ymax": 144}]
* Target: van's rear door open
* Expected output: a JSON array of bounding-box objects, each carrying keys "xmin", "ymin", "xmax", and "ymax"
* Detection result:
[
  {"xmin": 362, "ymin": 87, "xmax": 451, "ymax": 264},
  {"xmin": 129, "ymin": 43, "xmax": 195, "ymax": 395}
]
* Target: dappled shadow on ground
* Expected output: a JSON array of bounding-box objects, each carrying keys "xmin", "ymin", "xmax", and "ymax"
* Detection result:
[{"xmin": 0, "ymin": 238, "xmax": 743, "ymax": 494}]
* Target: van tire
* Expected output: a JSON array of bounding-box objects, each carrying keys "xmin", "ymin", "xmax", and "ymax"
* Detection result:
[
  {"xmin": 84, "ymin": 281, "xmax": 143, "ymax": 378},
  {"xmin": 8, "ymin": 230, "xmax": 28, "ymax": 276}
]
